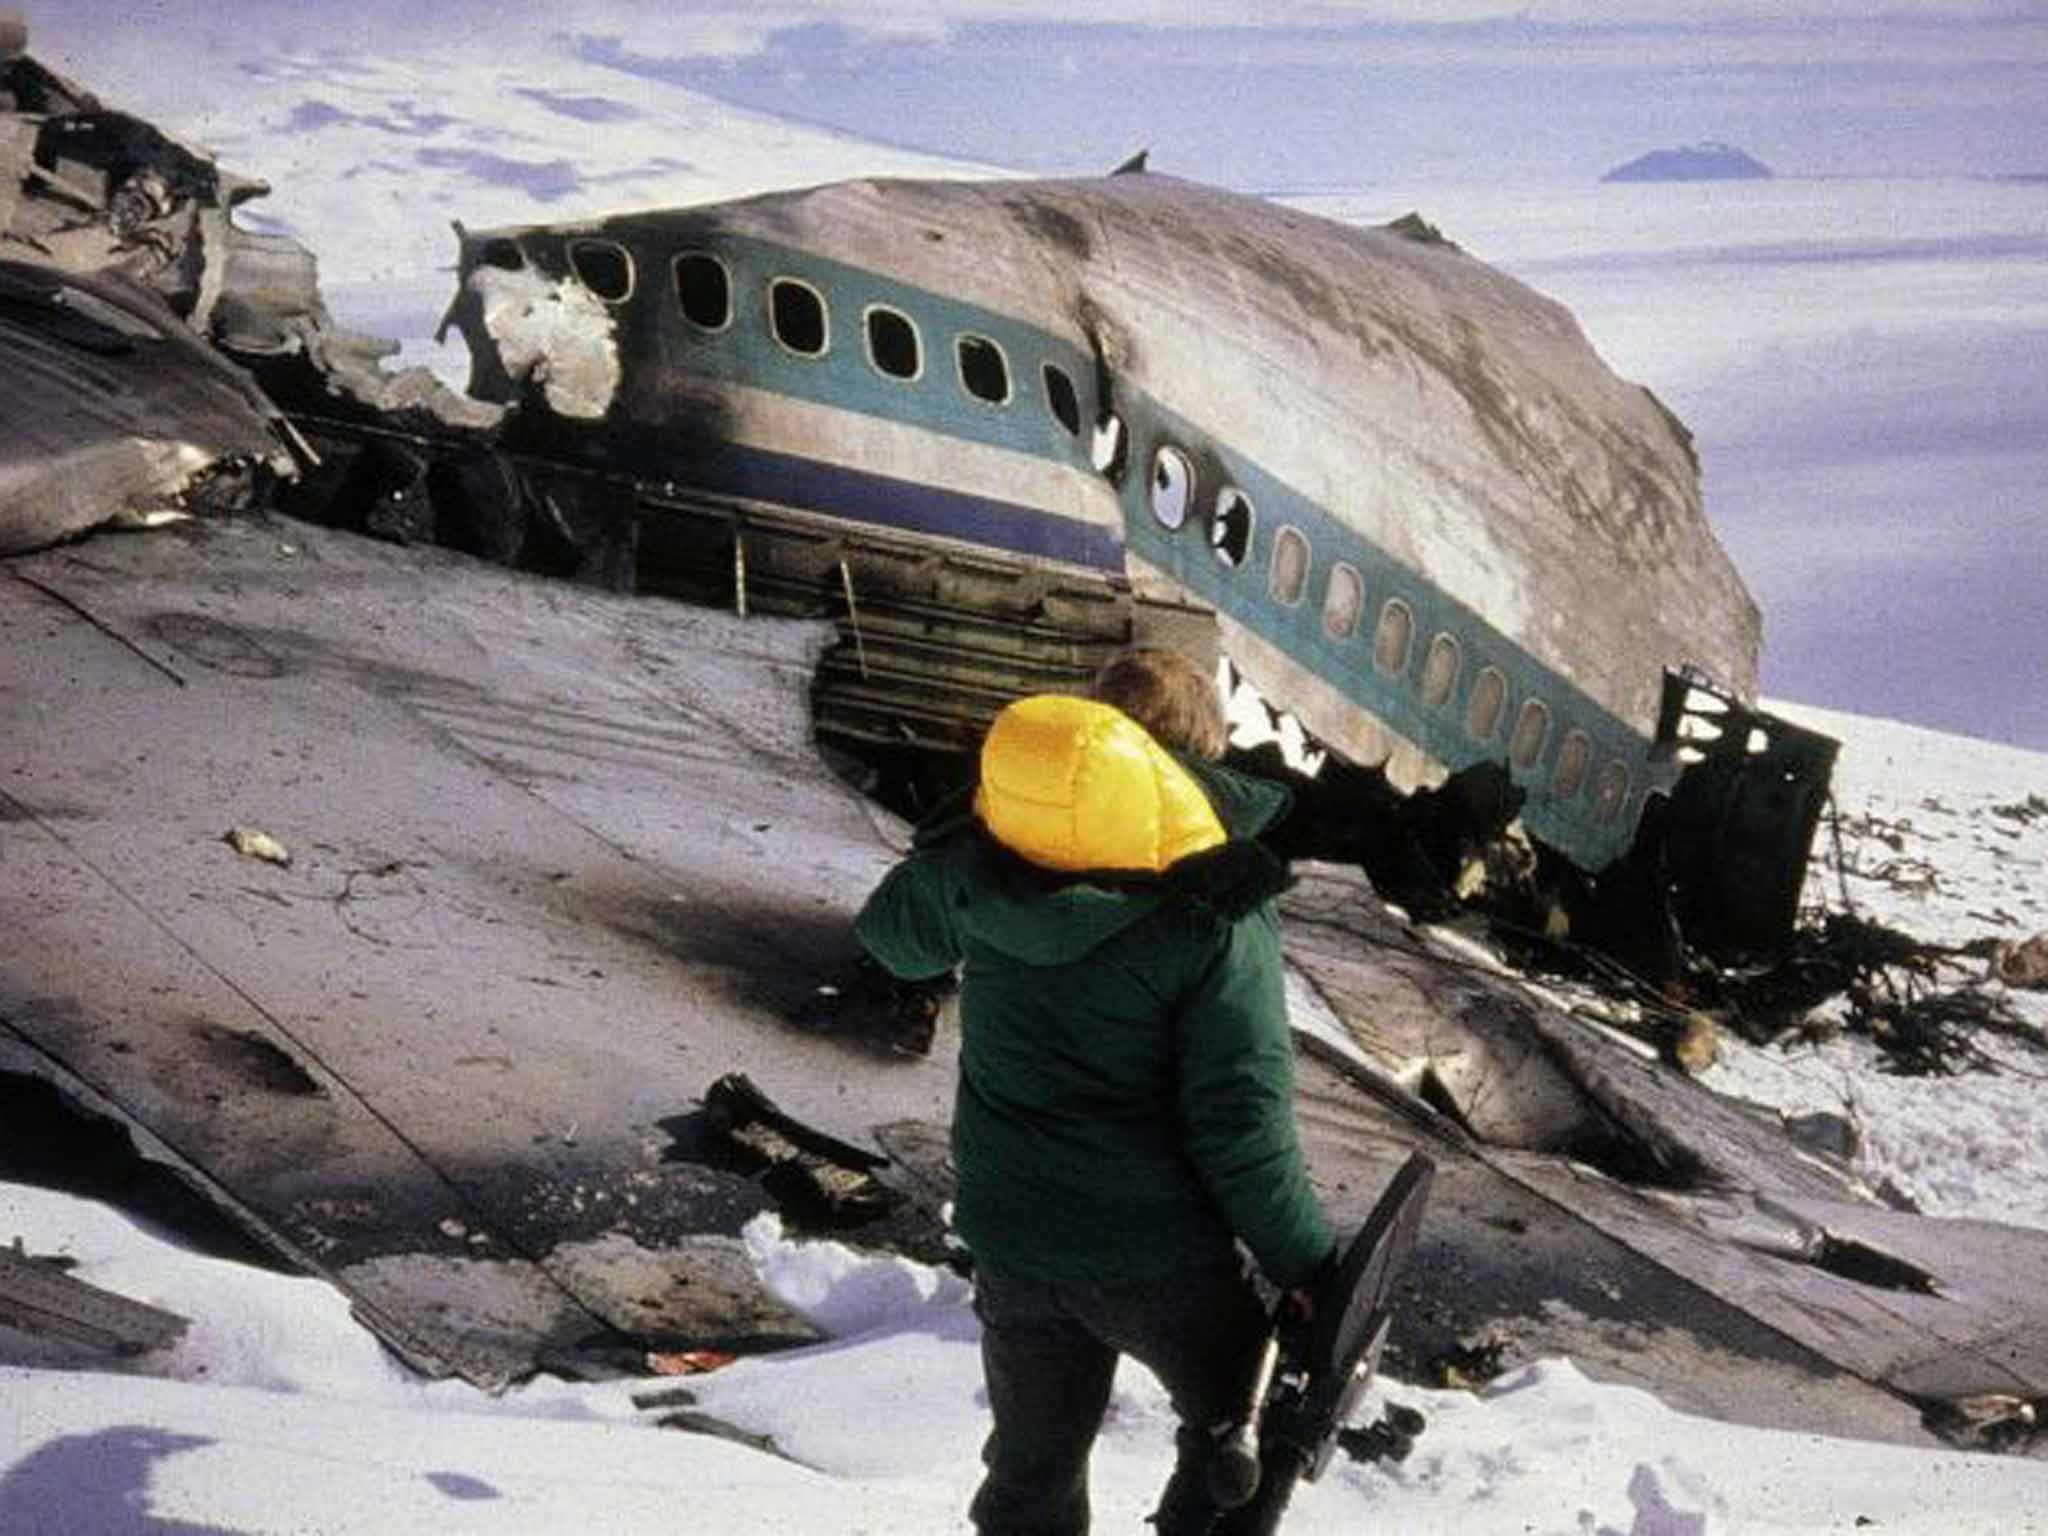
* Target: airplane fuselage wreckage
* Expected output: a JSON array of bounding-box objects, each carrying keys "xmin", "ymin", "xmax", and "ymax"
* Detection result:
[
  {"xmin": 337, "ymin": 171, "xmax": 1840, "ymax": 958},
  {"xmin": 10, "ymin": 25, "xmax": 2047, "ymax": 1459},
  {"xmin": 435, "ymin": 171, "xmax": 1760, "ymax": 877}
]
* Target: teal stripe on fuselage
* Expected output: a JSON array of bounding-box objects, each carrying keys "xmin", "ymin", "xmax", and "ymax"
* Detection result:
[
  {"xmin": 634, "ymin": 232, "xmax": 1102, "ymax": 475},
  {"xmin": 1115, "ymin": 396, "xmax": 1677, "ymax": 866},
  {"xmin": 605, "ymin": 227, "xmax": 1668, "ymax": 865}
]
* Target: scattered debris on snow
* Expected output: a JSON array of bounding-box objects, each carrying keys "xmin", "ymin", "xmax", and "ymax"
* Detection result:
[
  {"xmin": 1993, "ymin": 931, "xmax": 2048, "ymax": 990},
  {"xmin": 701, "ymin": 1074, "xmax": 902, "ymax": 1229},
  {"xmin": 220, "ymin": 825, "xmax": 291, "ymax": 867},
  {"xmin": 0, "ymin": 1237, "xmax": 188, "ymax": 1356}
]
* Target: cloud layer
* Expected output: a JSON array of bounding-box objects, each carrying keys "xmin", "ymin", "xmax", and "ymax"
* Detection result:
[{"xmin": 30, "ymin": 3, "xmax": 2044, "ymax": 187}]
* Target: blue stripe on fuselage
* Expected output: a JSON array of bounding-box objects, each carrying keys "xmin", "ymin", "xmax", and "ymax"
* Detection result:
[{"xmin": 672, "ymin": 436, "xmax": 1125, "ymax": 572}]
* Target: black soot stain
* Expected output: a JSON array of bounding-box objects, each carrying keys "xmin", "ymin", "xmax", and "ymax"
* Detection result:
[
  {"xmin": 1002, "ymin": 194, "xmax": 1093, "ymax": 261},
  {"xmin": 144, "ymin": 611, "xmax": 293, "ymax": 679},
  {"xmin": 189, "ymin": 1023, "xmax": 327, "ymax": 1097}
]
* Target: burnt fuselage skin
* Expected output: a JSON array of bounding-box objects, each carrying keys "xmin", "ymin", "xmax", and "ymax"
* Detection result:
[{"xmin": 444, "ymin": 172, "xmax": 1761, "ymax": 872}]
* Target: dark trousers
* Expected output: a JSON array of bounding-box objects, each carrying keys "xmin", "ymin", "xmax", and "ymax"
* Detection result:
[{"xmin": 968, "ymin": 1255, "xmax": 1270, "ymax": 1536}]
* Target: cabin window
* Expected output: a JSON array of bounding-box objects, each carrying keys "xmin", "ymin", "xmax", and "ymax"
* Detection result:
[
  {"xmin": 958, "ymin": 334, "xmax": 1010, "ymax": 403},
  {"xmin": 479, "ymin": 238, "xmax": 525, "ymax": 272},
  {"xmin": 1420, "ymin": 633, "xmax": 1461, "ymax": 709},
  {"xmin": 1322, "ymin": 563, "xmax": 1363, "ymax": 640},
  {"xmin": 1593, "ymin": 760, "xmax": 1631, "ymax": 823},
  {"xmin": 1043, "ymin": 364, "xmax": 1081, "ymax": 436},
  {"xmin": 1373, "ymin": 599, "xmax": 1413, "ymax": 677},
  {"xmin": 1212, "ymin": 487, "xmax": 1255, "ymax": 569},
  {"xmin": 1270, "ymin": 527, "xmax": 1310, "ymax": 606},
  {"xmin": 865, "ymin": 305, "xmax": 921, "ymax": 380},
  {"xmin": 1467, "ymin": 667, "xmax": 1507, "ymax": 742},
  {"xmin": 1150, "ymin": 446, "xmax": 1194, "ymax": 531},
  {"xmin": 770, "ymin": 278, "xmax": 828, "ymax": 356},
  {"xmin": 1511, "ymin": 698, "xmax": 1551, "ymax": 769},
  {"xmin": 569, "ymin": 239, "xmax": 634, "ymax": 304},
  {"xmin": 674, "ymin": 252, "xmax": 731, "ymax": 330},
  {"xmin": 1553, "ymin": 729, "xmax": 1592, "ymax": 798}
]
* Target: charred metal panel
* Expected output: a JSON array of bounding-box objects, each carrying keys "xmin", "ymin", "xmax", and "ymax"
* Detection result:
[
  {"xmin": 0, "ymin": 261, "xmax": 288, "ymax": 554},
  {"xmin": 2, "ymin": 27, "xmax": 490, "ymax": 540},
  {"xmin": 1658, "ymin": 669, "xmax": 1842, "ymax": 960},
  {"xmin": 625, "ymin": 484, "xmax": 1194, "ymax": 757},
  {"xmin": 1, "ymin": 43, "xmax": 237, "ymax": 325}
]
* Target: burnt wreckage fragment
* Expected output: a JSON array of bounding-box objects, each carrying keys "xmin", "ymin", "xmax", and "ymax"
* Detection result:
[
  {"xmin": 0, "ymin": 1239, "xmax": 189, "ymax": 1357},
  {"xmin": 0, "ymin": 30, "xmax": 301, "ymax": 550},
  {"xmin": 0, "ymin": 19, "xmax": 504, "ymax": 554},
  {"xmin": 0, "ymin": 257, "xmax": 292, "ymax": 554},
  {"xmin": 699, "ymin": 1073, "xmax": 902, "ymax": 1228}
]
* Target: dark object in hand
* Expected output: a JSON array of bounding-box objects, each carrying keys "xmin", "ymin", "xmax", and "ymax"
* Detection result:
[{"xmin": 800, "ymin": 954, "xmax": 956, "ymax": 1057}]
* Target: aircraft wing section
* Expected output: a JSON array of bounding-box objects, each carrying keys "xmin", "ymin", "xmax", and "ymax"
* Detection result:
[
  {"xmin": 1280, "ymin": 873, "xmax": 2048, "ymax": 1450},
  {"xmin": 0, "ymin": 520, "xmax": 951, "ymax": 1386}
]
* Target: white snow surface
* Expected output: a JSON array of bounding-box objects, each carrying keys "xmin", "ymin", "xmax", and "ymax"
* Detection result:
[
  {"xmin": 8, "ymin": 1188, "xmax": 2048, "ymax": 1535},
  {"xmin": 1699, "ymin": 701, "xmax": 2048, "ymax": 1231},
  {"xmin": 83, "ymin": 40, "xmax": 1001, "ymax": 385}
]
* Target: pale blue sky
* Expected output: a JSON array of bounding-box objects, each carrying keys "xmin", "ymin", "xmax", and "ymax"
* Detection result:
[{"xmin": 33, "ymin": 2, "xmax": 2048, "ymax": 187}]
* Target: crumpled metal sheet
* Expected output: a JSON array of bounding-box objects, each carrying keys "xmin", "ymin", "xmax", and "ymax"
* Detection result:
[{"xmin": 0, "ymin": 260, "xmax": 287, "ymax": 555}]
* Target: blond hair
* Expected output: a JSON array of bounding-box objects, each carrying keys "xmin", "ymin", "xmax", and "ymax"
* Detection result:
[{"xmin": 1091, "ymin": 647, "xmax": 1228, "ymax": 762}]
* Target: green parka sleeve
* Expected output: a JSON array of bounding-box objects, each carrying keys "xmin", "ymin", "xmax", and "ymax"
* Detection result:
[
  {"xmin": 854, "ymin": 850, "xmax": 962, "ymax": 982},
  {"xmin": 1174, "ymin": 900, "xmax": 1334, "ymax": 1289}
]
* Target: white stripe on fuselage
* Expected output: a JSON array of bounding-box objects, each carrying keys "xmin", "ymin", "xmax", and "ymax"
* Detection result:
[{"xmin": 715, "ymin": 377, "xmax": 1117, "ymax": 550}]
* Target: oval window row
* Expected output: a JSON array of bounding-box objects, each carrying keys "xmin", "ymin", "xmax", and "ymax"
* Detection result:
[
  {"xmin": 1146, "ymin": 442, "xmax": 1631, "ymax": 824},
  {"xmin": 549, "ymin": 238, "xmax": 1089, "ymax": 440}
]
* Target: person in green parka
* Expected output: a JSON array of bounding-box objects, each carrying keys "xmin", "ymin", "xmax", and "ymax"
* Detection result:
[{"xmin": 855, "ymin": 648, "xmax": 1335, "ymax": 1536}]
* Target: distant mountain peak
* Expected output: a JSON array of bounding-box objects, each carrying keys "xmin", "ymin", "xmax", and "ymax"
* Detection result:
[{"xmin": 1602, "ymin": 142, "xmax": 1774, "ymax": 183}]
